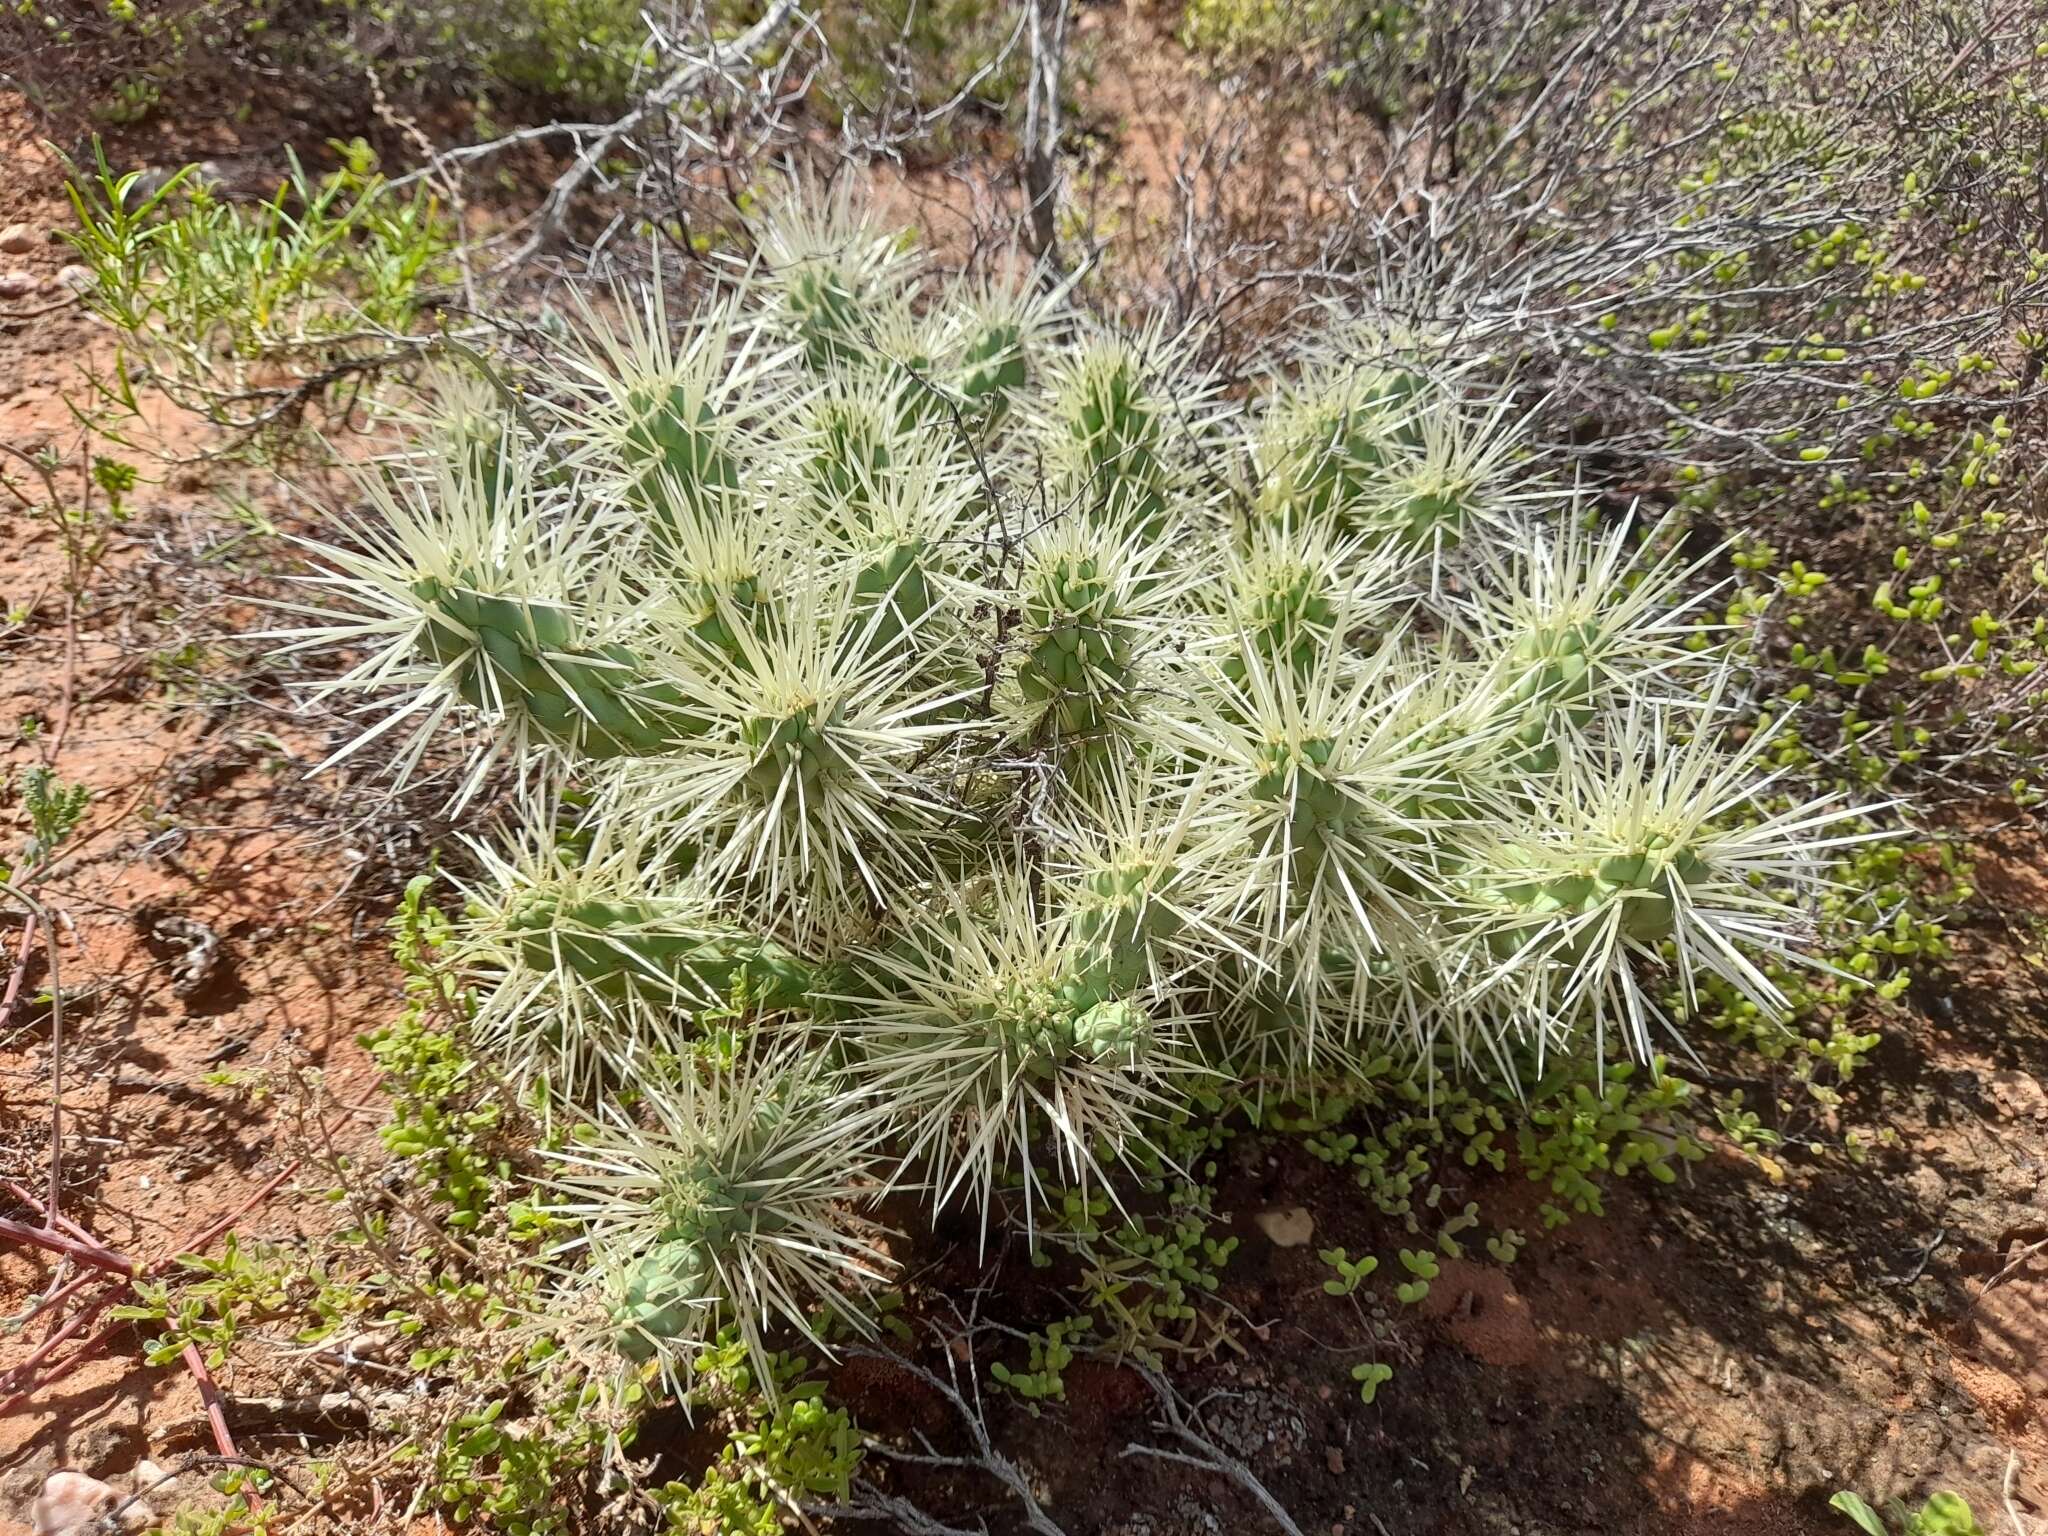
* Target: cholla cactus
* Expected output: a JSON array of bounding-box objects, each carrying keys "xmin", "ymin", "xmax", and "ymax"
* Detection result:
[
  {"xmin": 281, "ymin": 458, "xmax": 696, "ymax": 801},
  {"xmin": 1464, "ymin": 512, "xmax": 1720, "ymax": 746},
  {"xmin": 749, "ymin": 180, "xmax": 922, "ymax": 373},
  {"xmin": 454, "ymin": 804, "xmax": 808, "ymax": 1099},
  {"xmin": 1353, "ymin": 397, "xmax": 1540, "ymax": 575},
  {"xmin": 1455, "ymin": 704, "xmax": 1873, "ymax": 1061},
  {"xmin": 549, "ymin": 1042, "xmax": 890, "ymax": 1395},
  {"xmin": 999, "ymin": 509, "xmax": 1195, "ymax": 787},
  {"xmin": 833, "ymin": 872, "xmax": 1204, "ymax": 1224},
  {"xmin": 294, "ymin": 197, "xmax": 1868, "ymax": 1393},
  {"xmin": 1037, "ymin": 323, "xmax": 1221, "ymax": 541},
  {"xmin": 934, "ymin": 268, "xmax": 1064, "ymax": 423},
  {"xmin": 1046, "ymin": 758, "xmax": 1246, "ymax": 993},
  {"xmin": 1248, "ymin": 343, "xmax": 1427, "ymax": 530},
  {"xmin": 1216, "ymin": 512, "xmax": 1409, "ymax": 682},
  {"xmin": 602, "ymin": 581, "xmax": 974, "ymax": 934},
  {"xmin": 558, "ymin": 287, "xmax": 781, "ymax": 533}
]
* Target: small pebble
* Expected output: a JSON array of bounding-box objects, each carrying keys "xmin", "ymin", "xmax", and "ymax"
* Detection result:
[
  {"xmin": 1254, "ymin": 1205, "xmax": 1315, "ymax": 1248},
  {"xmin": 339, "ymin": 1327, "xmax": 396, "ymax": 1363},
  {"xmin": 0, "ymin": 271, "xmax": 34, "ymax": 300},
  {"xmin": 131, "ymin": 1459, "xmax": 175, "ymax": 1498},
  {"xmin": 31, "ymin": 1470, "xmax": 152, "ymax": 1535},
  {"xmin": 0, "ymin": 223, "xmax": 38, "ymax": 255},
  {"xmin": 55, "ymin": 264, "xmax": 95, "ymax": 294}
]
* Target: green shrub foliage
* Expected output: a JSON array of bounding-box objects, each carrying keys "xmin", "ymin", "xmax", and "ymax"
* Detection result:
[{"xmin": 292, "ymin": 189, "xmax": 1871, "ymax": 1390}]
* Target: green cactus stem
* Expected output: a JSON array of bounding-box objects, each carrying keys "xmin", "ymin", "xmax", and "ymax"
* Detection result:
[{"xmin": 412, "ymin": 577, "xmax": 701, "ymax": 757}]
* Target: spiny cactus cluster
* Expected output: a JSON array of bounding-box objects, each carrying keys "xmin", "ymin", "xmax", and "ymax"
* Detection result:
[{"xmin": 292, "ymin": 188, "xmax": 1865, "ymax": 1390}]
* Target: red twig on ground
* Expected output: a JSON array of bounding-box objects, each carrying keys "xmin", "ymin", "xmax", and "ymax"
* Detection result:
[
  {"xmin": 182, "ymin": 1342, "xmax": 241, "ymax": 1460},
  {"xmin": 0, "ymin": 1213, "xmax": 137, "ymax": 1273},
  {"xmin": 0, "ymin": 912, "xmax": 37, "ymax": 1029},
  {"xmin": 0, "ymin": 1163, "xmax": 302, "ymax": 1461}
]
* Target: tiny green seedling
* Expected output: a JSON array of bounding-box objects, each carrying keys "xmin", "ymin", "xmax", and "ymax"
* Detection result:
[
  {"xmin": 1395, "ymin": 1248, "xmax": 1440, "ymax": 1305},
  {"xmin": 1351, "ymin": 1361, "xmax": 1395, "ymax": 1404},
  {"xmin": 1319, "ymin": 1247, "xmax": 1380, "ymax": 1295},
  {"xmin": 1830, "ymin": 1490, "xmax": 1986, "ymax": 1536}
]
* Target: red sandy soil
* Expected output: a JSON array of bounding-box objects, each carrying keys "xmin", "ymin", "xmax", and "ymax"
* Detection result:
[{"xmin": 1, "ymin": 135, "xmax": 396, "ymax": 1529}]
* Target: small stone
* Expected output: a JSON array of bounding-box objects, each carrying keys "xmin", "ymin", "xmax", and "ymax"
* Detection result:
[
  {"xmin": 338, "ymin": 1328, "xmax": 397, "ymax": 1363},
  {"xmin": 0, "ymin": 223, "xmax": 38, "ymax": 255},
  {"xmin": 130, "ymin": 1460, "xmax": 175, "ymax": 1499},
  {"xmin": 0, "ymin": 271, "xmax": 33, "ymax": 300},
  {"xmin": 1326, "ymin": 1447, "xmax": 1345, "ymax": 1475},
  {"xmin": 1255, "ymin": 1205, "xmax": 1315, "ymax": 1248},
  {"xmin": 32, "ymin": 1470, "xmax": 151, "ymax": 1535},
  {"xmin": 55, "ymin": 265, "xmax": 95, "ymax": 294}
]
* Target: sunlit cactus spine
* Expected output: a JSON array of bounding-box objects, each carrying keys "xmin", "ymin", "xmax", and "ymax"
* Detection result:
[
  {"xmin": 456, "ymin": 809, "xmax": 809, "ymax": 1098},
  {"xmin": 550, "ymin": 1042, "xmax": 890, "ymax": 1394},
  {"xmin": 939, "ymin": 270, "xmax": 1060, "ymax": 424},
  {"xmin": 595, "ymin": 582, "xmax": 975, "ymax": 936},
  {"xmin": 1466, "ymin": 514, "xmax": 1720, "ymax": 761},
  {"xmin": 999, "ymin": 512, "xmax": 1198, "ymax": 800},
  {"xmin": 831, "ymin": 873, "xmax": 1203, "ymax": 1225},
  {"xmin": 791, "ymin": 380, "xmax": 981, "ymax": 663},
  {"xmin": 1353, "ymin": 398, "xmax": 1537, "ymax": 573}
]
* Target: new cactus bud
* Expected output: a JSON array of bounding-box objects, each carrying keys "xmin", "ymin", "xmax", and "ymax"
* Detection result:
[
  {"xmin": 937, "ymin": 268, "xmax": 1062, "ymax": 424},
  {"xmin": 790, "ymin": 385, "xmax": 978, "ymax": 656},
  {"xmin": 1466, "ymin": 512, "xmax": 1720, "ymax": 755},
  {"xmin": 1039, "ymin": 324, "xmax": 1218, "ymax": 541},
  {"xmin": 1053, "ymin": 334, "xmax": 1172, "ymax": 536},
  {"xmin": 1049, "ymin": 760, "xmax": 1244, "ymax": 994},
  {"xmin": 1217, "ymin": 515, "xmax": 1375, "ymax": 683},
  {"xmin": 1018, "ymin": 550, "xmax": 1132, "ymax": 731},
  {"xmin": 798, "ymin": 376, "xmax": 906, "ymax": 513},
  {"xmin": 612, "ymin": 1239, "xmax": 715, "ymax": 1363},
  {"xmin": 621, "ymin": 380, "xmax": 744, "ymax": 522}
]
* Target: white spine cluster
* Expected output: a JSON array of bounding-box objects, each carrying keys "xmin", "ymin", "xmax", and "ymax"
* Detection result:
[{"xmin": 287, "ymin": 186, "xmax": 1871, "ymax": 1389}]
